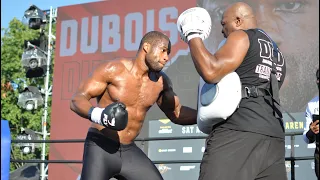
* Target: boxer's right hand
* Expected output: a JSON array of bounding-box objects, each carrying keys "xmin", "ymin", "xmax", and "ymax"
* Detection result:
[{"xmin": 89, "ymin": 102, "xmax": 128, "ymax": 131}]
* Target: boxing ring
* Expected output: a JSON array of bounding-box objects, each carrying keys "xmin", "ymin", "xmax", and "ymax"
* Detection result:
[
  {"xmin": 2, "ymin": 120, "xmax": 11, "ymax": 180},
  {"xmin": 5, "ymin": 1, "xmax": 318, "ymax": 179},
  {"xmin": 10, "ymin": 131, "xmax": 314, "ymax": 180}
]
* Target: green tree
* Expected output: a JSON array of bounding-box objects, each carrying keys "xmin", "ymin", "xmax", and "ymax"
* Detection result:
[{"xmin": 1, "ymin": 18, "xmax": 56, "ymax": 171}]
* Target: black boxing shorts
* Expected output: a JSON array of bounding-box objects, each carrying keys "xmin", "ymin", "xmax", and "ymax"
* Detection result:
[
  {"xmin": 80, "ymin": 128, "xmax": 163, "ymax": 180},
  {"xmin": 199, "ymin": 127, "xmax": 287, "ymax": 180}
]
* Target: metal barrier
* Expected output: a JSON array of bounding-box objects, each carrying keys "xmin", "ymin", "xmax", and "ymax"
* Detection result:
[{"xmin": 10, "ymin": 131, "xmax": 314, "ymax": 180}]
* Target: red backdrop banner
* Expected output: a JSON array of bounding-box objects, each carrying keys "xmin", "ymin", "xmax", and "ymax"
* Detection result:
[{"xmin": 49, "ymin": 0, "xmax": 195, "ymax": 179}]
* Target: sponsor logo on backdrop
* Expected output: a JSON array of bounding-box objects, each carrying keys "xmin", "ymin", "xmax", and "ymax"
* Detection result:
[
  {"xmin": 285, "ymin": 161, "xmax": 300, "ymax": 173},
  {"xmin": 307, "ymin": 143, "xmax": 316, "ymax": 149},
  {"xmin": 158, "ymin": 119, "xmax": 173, "ymax": 134},
  {"xmin": 285, "ymin": 144, "xmax": 300, "ymax": 150},
  {"xmin": 180, "ymin": 165, "xmax": 196, "ymax": 171},
  {"xmin": 158, "ymin": 148, "xmax": 176, "ymax": 153},
  {"xmin": 201, "ymin": 147, "xmax": 205, "ymax": 153},
  {"xmin": 158, "ymin": 164, "xmax": 172, "ymax": 174},
  {"xmin": 182, "ymin": 147, "xmax": 192, "ymax": 153},
  {"xmin": 311, "ymin": 162, "xmax": 315, "ymax": 169}
]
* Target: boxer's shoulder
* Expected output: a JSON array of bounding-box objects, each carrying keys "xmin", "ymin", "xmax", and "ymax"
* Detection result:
[
  {"xmin": 159, "ymin": 71, "xmax": 173, "ymax": 89},
  {"xmin": 97, "ymin": 59, "xmax": 128, "ymax": 75},
  {"xmin": 228, "ymin": 30, "xmax": 249, "ymax": 41}
]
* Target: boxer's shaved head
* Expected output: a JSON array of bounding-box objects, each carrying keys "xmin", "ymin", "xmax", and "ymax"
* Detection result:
[
  {"xmin": 224, "ymin": 2, "xmax": 255, "ymax": 21},
  {"xmin": 138, "ymin": 31, "xmax": 171, "ymax": 53},
  {"xmin": 221, "ymin": 2, "xmax": 257, "ymax": 37},
  {"xmin": 137, "ymin": 31, "xmax": 171, "ymax": 72}
]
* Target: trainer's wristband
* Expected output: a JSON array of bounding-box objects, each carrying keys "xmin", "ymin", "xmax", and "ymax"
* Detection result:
[
  {"xmin": 187, "ymin": 33, "xmax": 201, "ymax": 41},
  {"xmin": 88, "ymin": 107, "xmax": 104, "ymax": 125}
]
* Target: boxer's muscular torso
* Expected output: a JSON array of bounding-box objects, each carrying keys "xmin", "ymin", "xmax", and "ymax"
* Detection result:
[{"xmin": 91, "ymin": 59, "xmax": 167, "ymax": 144}]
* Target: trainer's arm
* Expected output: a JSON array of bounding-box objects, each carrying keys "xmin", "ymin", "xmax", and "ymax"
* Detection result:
[
  {"xmin": 157, "ymin": 73, "xmax": 197, "ymax": 125},
  {"xmin": 70, "ymin": 62, "xmax": 120, "ymax": 119},
  {"xmin": 188, "ymin": 30, "xmax": 249, "ymax": 83}
]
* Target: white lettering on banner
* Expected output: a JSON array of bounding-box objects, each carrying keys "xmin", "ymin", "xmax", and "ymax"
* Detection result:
[
  {"xmin": 125, "ymin": 12, "xmax": 143, "ymax": 51},
  {"xmin": 285, "ymin": 144, "xmax": 300, "ymax": 150},
  {"xmin": 159, "ymin": 7, "xmax": 178, "ymax": 45},
  {"xmin": 60, "ymin": 20, "xmax": 78, "ymax": 57},
  {"xmin": 182, "ymin": 147, "xmax": 192, "ymax": 153},
  {"xmin": 285, "ymin": 164, "xmax": 299, "ymax": 168},
  {"xmin": 180, "ymin": 166, "xmax": 196, "ymax": 171},
  {"xmin": 182, "ymin": 126, "xmax": 202, "ymax": 134},
  {"xmin": 59, "ymin": 7, "xmax": 179, "ymax": 57},
  {"xmin": 147, "ymin": 10, "xmax": 155, "ymax": 32},
  {"xmin": 158, "ymin": 149, "xmax": 176, "ymax": 153},
  {"xmin": 158, "ymin": 129, "xmax": 173, "ymax": 134},
  {"xmin": 81, "ymin": 16, "xmax": 99, "ymax": 54},
  {"xmin": 102, "ymin": 15, "xmax": 121, "ymax": 53},
  {"xmin": 307, "ymin": 143, "xmax": 316, "ymax": 149}
]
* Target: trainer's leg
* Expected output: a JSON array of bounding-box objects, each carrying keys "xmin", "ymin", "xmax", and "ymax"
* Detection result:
[
  {"xmin": 255, "ymin": 137, "xmax": 286, "ymax": 180},
  {"xmin": 81, "ymin": 130, "xmax": 122, "ymax": 180},
  {"xmin": 118, "ymin": 143, "xmax": 163, "ymax": 180},
  {"xmin": 198, "ymin": 128, "xmax": 268, "ymax": 180}
]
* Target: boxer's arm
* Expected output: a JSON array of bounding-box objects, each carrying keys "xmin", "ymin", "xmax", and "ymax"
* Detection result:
[
  {"xmin": 70, "ymin": 62, "xmax": 123, "ymax": 119},
  {"xmin": 157, "ymin": 73, "xmax": 197, "ymax": 125},
  {"xmin": 188, "ymin": 30, "xmax": 249, "ymax": 84}
]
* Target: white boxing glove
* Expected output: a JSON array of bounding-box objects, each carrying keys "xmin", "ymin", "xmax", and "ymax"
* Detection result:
[{"xmin": 177, "ymin": 7, "xmax": 212, "ymax": 43}]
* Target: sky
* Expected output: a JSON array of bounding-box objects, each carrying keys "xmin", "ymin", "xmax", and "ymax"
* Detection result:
[{"xmin": 1, "ymin": 0, "xmax": 103, "ymax": 29}]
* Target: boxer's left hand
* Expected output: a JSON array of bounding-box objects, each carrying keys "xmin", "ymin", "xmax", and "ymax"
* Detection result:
[{"xmin": 177, "ymin": 7, "xmax": 212, "ymax": 43}]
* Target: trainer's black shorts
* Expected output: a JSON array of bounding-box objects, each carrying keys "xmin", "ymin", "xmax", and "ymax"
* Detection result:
[
  {"xmin": 199, "ymin": 127, "xmax": 287, "ymax": 180},
  {"xmin": 80, "ymin": 128, "xmax": 163, "ymax": 180}
]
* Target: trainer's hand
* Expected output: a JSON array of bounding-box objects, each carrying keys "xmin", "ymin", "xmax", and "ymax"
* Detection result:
[
  {"xmin": 177, "ymin": 7, "xmax": 211, "ymax": 43},
  {"xmin": 310, "ymin": 120, "xmax": 319, "ymax": 134}
]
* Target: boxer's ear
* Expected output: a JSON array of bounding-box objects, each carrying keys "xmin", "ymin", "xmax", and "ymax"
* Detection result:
[
  {"xmin": 143, "ymin": 43, "xmax": 150, "ymax": 53},
  {"xmin": 235, "ymin": 17, "xmax": 242, "ymax": 27}
]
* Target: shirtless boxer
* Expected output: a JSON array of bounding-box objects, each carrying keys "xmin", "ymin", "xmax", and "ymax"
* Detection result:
[{"xmin": 70, "ymin": 31, "xmax": 197, "ymax": 180}]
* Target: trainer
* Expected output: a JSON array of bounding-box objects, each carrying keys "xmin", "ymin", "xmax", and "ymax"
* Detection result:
[
  {"xmin": 177, "ymin": 2, "xmax": 287, "ymax": 180},
  {"xmin": 70, "ymin": 31, "xmax": 197, "ymax": 180}
]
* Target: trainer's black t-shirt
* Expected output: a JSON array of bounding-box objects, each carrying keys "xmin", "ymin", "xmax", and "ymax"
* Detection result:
[{"xmin": 220, "ymin": 29, "xmax": 287, "ymax": 139}]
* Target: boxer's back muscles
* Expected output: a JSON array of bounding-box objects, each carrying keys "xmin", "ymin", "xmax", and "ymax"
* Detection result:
[{"xmin": 71, "ymin": 59, "xmax": 167, "ymax": 144}]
